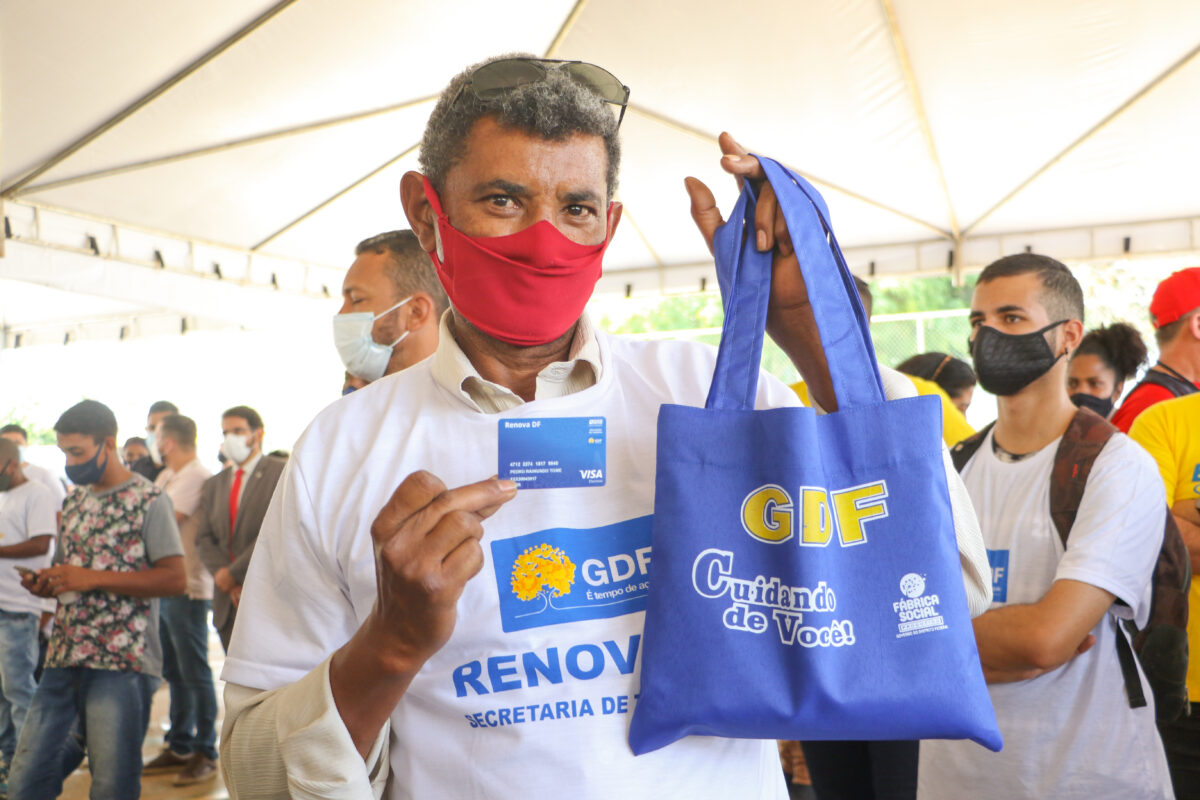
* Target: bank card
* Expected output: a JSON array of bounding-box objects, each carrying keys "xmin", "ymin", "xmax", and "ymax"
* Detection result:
[{"xmin": 498, "ymin": 417, "xmax": 606, "ymax": 489}]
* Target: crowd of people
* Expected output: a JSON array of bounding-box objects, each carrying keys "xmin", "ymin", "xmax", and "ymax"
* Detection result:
[{"xmin": 0, "ymin": 53, "xmax": 1198, "ymax": 800}]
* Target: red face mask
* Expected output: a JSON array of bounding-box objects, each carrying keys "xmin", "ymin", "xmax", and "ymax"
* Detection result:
[{"xmin": 422, "ymin": 176, "xmax": 613, "ymax": 346}]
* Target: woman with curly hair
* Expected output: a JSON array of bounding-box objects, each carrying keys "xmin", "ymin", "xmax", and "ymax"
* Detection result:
[{"xmin": 1067, "ymin": 322, "xmax": 1149, "ymax": 419}]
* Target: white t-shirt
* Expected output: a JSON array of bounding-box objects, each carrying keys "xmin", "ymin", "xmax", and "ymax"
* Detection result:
[
  {"xmin": 225, "ymin": 334, "xmax": 798, "ymax": 800},
  {"xmin": 155, "ymin": 457, "xmax": 214, "ymax": 600},
  {"xmin": 22, "ymin": 462, "xmax": 65, "ymax": 512},
  {"xmin": 0, "ymin": 480, "xmax": 57, "ymax": 615},
  {"xmin": 918, "ymin": 430, "xmax": 1173, "ymax": 800}
]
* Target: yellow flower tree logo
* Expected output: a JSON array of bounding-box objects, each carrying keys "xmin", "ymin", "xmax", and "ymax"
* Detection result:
[{"xmin": 511, "ymin": 544, "xmax": 576, "ymax": 614}]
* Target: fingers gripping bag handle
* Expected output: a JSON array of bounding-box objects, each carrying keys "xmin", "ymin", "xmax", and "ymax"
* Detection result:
[
  {"xmin": 632, "ymin": 151, "xmax": 1002, "ymax": 758},
  {"xmin": 705, "ymin": 155, "xmax": 885, "ymax": 412}
]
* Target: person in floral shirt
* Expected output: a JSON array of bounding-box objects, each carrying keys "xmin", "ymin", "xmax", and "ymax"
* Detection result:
[{"xmin": 10, "ymin": 399, "xmax": 185, "ymax": 800}]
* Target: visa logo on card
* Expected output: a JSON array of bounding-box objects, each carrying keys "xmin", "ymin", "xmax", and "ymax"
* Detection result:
[{"xmin": 498, "ymin": 417, "xmax": 606, "ymax": 490}]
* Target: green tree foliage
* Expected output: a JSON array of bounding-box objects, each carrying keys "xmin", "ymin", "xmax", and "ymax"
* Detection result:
[
  {"xmin": 598, "ymin": 294, "xmax": 724, "ymax": 335},
  {"xmin": 0, "ymin": 410, "xmax": 58, "ymax": 445},
  {"xmin": 592, "ymin": 261, "xmax": 1180, "ymax": 385},
  {"xmin": 870, "ymin": 275, "xmax": 976, "ymax": 315}
]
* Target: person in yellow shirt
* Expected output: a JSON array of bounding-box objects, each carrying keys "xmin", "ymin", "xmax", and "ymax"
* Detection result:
[
  {"xmin": 896, "ymin": 352, "xmax": 977, "ymax": 415},
  {"xmin": 1129, "ymin": 392, "xmax": 1200, "ymax": 799},
  {"xmin": 790, "ymin": 376, "xmax": 975, "ymax": 447},
  {"xmin": 791, "ymin": 273, "xmax": 978, "ymax": 447}
]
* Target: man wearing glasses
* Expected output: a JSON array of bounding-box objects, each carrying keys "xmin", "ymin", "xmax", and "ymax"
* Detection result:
[{"xmin": 220, "ymin": 55, "xmax": 990, "ymax": 798}]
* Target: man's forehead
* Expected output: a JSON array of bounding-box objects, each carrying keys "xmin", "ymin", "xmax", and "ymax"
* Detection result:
[
  {"xmin": 0, "ymin": 432, "xmax": 22, "ymax": 444},
  {"xmin": 971, "ymin": 273, "xmax": 1048, "ymax": 310},
  {"xmin": 57, "ymin": 432, "xmax": 97, "ymax": 449},
  {"xmin": 345, "ymin": 251, "xmax": 393, "ymax": 290},
  {"xmin": 449, "ymin": 118, "xmax": 609, "ymax": 194},
  {"xmin": 468, "ymin": 177, "xmax": 604, "ymax": 204},
  {"xmin": 223, "ymin": 417, "xmax": 252, "ymax": 430}
]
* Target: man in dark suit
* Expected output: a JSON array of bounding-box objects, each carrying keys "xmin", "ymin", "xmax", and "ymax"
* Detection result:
[{"xmin": 194, "ymin": 406, "xmax": 285, "ymax": 651}]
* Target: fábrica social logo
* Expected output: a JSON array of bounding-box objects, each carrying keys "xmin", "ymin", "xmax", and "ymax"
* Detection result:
[{"xmin": 893, "ymin": 572, "xmax": 947, "ymax": 638}]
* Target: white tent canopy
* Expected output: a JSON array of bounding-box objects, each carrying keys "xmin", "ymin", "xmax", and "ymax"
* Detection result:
[{"xmin": 4, "ymin": 0, "xmax": 1200, "ymax": 347}]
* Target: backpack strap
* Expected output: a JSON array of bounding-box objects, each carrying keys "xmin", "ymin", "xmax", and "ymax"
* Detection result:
[
  {"xmin": 1049, "ymin": 407, "xmax": 1157, "ymax": 710},
  {"xmin": 1132, "ymin": 369, "xmax": 1199, "ymax": 400},
  {"xmin": 950, "ymin": 422, "xmax": 995, "ymax": 474},
  {"xmin": 1114, "ymin": 621, "xmax": 1148, "ymax": 708},
  {"xmin": 1048, "ymin": 407, "xmax": 1117, "ymax": 548}
]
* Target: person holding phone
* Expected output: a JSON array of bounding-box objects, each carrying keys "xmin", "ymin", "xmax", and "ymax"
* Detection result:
[
  {"xmin": 0, "ymin": 437, "xmax": 56, "ymax": 794},
  {"xmin": 9, "ymin": 400, "xmax": 185, "ymax": 800}
]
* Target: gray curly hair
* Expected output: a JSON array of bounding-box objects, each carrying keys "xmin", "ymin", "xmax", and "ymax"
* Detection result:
[{"xmin": 418, "ymin": 53, "xmax": 622, "ymax": 198}]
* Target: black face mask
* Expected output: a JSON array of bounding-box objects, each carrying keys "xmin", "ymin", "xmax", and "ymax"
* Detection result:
[
  {"xmin": 1070, "ymin": 392, "xmax": 1115, "ymax": 419},
  {"xmin": 969, "ymin": 320, "xmax": 1068, "ymax": 397}
]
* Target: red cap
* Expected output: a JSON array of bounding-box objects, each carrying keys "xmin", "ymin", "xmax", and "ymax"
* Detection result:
[{"xmin": 1150, "ymin": 267, "xmax": 1200, "ymax": 328}]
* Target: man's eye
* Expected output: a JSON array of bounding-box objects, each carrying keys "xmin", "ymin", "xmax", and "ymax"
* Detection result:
[
  {"xmin": 565, "ymin": 204, "xmax": 593, "ymax": 217},
  {"xmin": 488, "ymin": 195, "xmax": 515, "ymax": 208}
]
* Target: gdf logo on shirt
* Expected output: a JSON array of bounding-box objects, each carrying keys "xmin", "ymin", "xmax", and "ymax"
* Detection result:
[{"xmin": 491, "ymin": 516, "xmax": 653, "ymax": 632}]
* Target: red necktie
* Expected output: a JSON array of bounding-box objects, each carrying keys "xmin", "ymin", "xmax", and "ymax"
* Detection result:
[{"xmin": 228, "ymin": 468, "xmax": 244, "ymax": 560}]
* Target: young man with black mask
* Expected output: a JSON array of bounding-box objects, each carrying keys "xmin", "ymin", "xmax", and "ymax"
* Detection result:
[{"xmin": 917, "ymin": 254, "xmax": 1173, "ymax": 799}]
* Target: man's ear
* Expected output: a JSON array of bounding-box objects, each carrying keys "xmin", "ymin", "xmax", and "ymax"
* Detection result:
[
  {"xmin": 1061, "ymin": 319, "xmax": 1085, "ymax": 354},
  {"xmin": 606, "ymin": 201, "xmax": 623, "ymax": 241},
  {"xmin": 1188, "ymin": 311, "xmax": 1200, "ymax": 341},
  {"xmin": 405, "ymin": 293, "xmax": 436, "ymax": 330},
  {"xmin": 400, "ymin": 172, "xmax": 438, "ymax": 253}
]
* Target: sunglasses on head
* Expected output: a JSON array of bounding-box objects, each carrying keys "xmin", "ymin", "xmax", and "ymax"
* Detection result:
[{"xmin": 455, "ymin": 58, "xmax": 630, "ymax": 127}]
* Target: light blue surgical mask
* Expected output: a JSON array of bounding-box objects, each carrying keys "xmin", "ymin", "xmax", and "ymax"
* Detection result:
[
  {"xmin": 332, "ymin": 297, "xmax": 412, "ymax": 382},
  {"xmin": 145, "ymin": 430, "xmax": 162, "ymax": 466}
]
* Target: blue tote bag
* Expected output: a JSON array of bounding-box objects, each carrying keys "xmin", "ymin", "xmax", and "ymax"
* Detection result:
[{"xmin": 627, "ymin": 156, "xmax": 1001, "ymax": 755}]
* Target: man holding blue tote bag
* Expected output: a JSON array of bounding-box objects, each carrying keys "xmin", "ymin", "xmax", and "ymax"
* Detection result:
[
  {"xmin": 630, "ymin": 156, "xmax": 1001, "ymax": 757},
  {"xmin": 219, "ymin": 55, "xmax": 993, "ymax": 799}
]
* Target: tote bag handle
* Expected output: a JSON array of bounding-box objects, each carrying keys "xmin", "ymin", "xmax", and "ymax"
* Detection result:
[{"xmin": 705, "ymin": 155, "xmax": 886, "ymax": 412}]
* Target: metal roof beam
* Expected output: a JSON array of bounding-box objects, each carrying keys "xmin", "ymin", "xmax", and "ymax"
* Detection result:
[
  {"xmin": 0, "ymin": 0, "xmax": 299, "ymax": 198},
  {"xmin": 16, "ymin": 94, "xmax": 438, "ymax": 197},
  {"xmin": 0, "ymin": 239, "xmax": 329, "ymax": 329},
  {"xmin": 626, "ymin": 104, "xmax": 955, "ymax": 241},
  {"xmin": 250, "ymin": 142, "xmax": 422, "ymax": 252},
  {"xmin": 879, "ymin": 0, "xmax": 960, "ymax": 240},
  {"xmin": 962, "ymin": 37, "xmax": 1200, "ymax": 237}
]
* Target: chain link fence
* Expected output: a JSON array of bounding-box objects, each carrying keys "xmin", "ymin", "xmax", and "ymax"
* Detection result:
[{"xmin": 869, "ymin": 309, "xmax": 972, "ymax": 371}]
